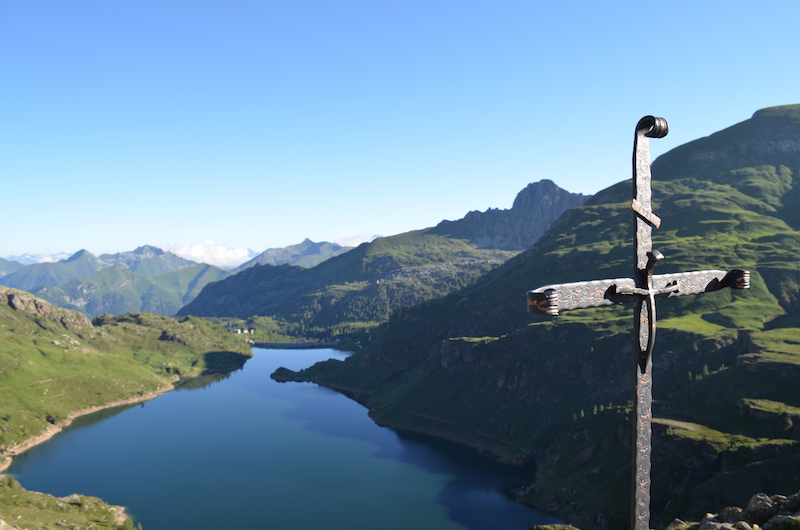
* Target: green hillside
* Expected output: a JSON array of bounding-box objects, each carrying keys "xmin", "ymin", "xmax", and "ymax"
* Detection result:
[
  {"xmin": 32, "ymin": 266, "xmax": 184, "ymax": 317},
  {"xmin": 180, "ymin": 230, "xmax": 518, "ymax": 338},
  {"xmin": 274, "ymin": 105, "xmax": 800, "ymax": 528},
  {"xmin": 0, "ymin": 476, "xmax": 139, "ymax": 529},
  {"xmin": 0, "ymin": 250, "xmax": 107, "ymax": 291},
  {"xmin": 150, "ymin": 263, "xmax": 233, "ymax": 305},
  {"xmin": 0, "ymin": 258, "xmax": 23, "ymax": 278}
]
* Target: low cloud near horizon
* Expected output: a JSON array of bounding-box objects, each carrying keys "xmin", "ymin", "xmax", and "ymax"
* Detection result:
[
  {"xmin": 168, "ymin": 235, "xmax": 378, "ymax": 269},
  {"xmin": 334, "ymin": 233, "xmax": 380, "ymax": 247},
  {"xmin": 167, "ymin": 241, "xmax": 257, "ymax": 269}
]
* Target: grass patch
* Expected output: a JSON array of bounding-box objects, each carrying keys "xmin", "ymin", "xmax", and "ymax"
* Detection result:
[{"xmin": 0, "ymin": 475, "xmax": 140, "ymax": 529}]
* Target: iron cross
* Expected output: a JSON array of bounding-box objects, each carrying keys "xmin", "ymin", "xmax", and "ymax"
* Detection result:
[{"xmin": 527, "ymin": 116, "xmax": 750, "ymax": 530}]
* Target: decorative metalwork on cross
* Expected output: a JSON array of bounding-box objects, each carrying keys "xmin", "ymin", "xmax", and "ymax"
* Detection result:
[{"xmin": 527, "ymin": 116, "xmax": 751, "ymax": 530}]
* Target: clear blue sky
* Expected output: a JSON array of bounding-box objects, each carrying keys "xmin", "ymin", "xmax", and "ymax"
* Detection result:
[{"xmin": 2, "ymin": 1, "xmax": 799, "ymax": 265}]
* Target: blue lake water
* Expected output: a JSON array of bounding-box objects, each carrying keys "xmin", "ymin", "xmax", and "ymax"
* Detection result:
[{"xmin": 8, "ymin": 348, "xmax": 561, "ymax": 529}]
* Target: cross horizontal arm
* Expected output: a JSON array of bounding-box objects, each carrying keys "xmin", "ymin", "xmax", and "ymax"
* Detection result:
[
  {"xmin": 651, "ymin": 269, "xmax": 750, "ymax": 297},
  {"xmin": 528, "ymin": 278, "xmax": 638, "ymax": 315},
  {"xmin": 527, "ymin": 269, "xmax": 750, "ymax": 316}
]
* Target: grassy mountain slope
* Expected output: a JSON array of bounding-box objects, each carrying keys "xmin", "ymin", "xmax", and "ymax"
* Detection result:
[
  {"xmin": 274, "ymin": 105, "xmax": 800, "ymax": 528},
  {"xmin": 0, "ymin": 258, "xmax": 23, "ymax": 278},
  {"xmin": 32, "ymin": 266, "xmax": 184, "ymax": 317},
  {"xmin": 0, "ymin": 286, "xmax": 251, "ymax": 458},
  {"xmin": 150, "ymin": 262, "xmax": 233, "ymax": 305},
  {"xmin": 180, "ymin": 230, "xmax": 518, "ymax": 338},
  {"xmin": 0, "ymin": 250, "xmax": 107, "ymax": 291}
]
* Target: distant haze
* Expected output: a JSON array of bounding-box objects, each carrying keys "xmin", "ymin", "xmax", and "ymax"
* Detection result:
[
  {"xmin": 5, "ymin": 234, "xmax": 380, "ymax": 269},
  {"xmin": 168, "ymin": 235, "xmax": 378, "ymax": 268}
]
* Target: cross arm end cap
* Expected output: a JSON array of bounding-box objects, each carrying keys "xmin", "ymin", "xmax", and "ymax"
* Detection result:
[
  {"xmin": 722, "ymin": 270, "xmax": 751, "ymax": 290},
  {"xmin": 528, "ymin": 288, "xmax": 559, "ymax": 316}
]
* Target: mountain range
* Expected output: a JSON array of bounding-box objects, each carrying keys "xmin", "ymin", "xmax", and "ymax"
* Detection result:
[
  {"xmin": 0, "ymin": 241, "xmax": 364, "ymax": 319},
  {"xmin": 0, "ymin": 246, "xmax": 195, "ymax": 290},
  {"xmin": 178, "ymin": 179, "xmax": 589, "ymax": 338},
  {"xmin": 3, "ymin": 179, "xmax": 586, "ymax": 325},
  {"xmin": 0, "ymin": 246, "xmax": 230, "ymax": 318},
  {"xmin": 273, "ymin": 105, "xmax": 800, "ymax": 528}
]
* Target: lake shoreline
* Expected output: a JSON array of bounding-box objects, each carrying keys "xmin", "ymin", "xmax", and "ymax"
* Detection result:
[
  {"xmin": 253, "ymin": 340, "xmax": 342, "ymax": 349},
  {"xmin": 0, "ymin": 376, "xmax": 179, "ymax": 474},
  {"xmin": 0, "ymin": 383, "xmax": 179, "ymax": 528}
]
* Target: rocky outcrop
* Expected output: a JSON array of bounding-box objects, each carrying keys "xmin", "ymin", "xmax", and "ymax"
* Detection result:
[
  {"xmin": 667, "ymin": 491, "xmax": 800, "ymax": 530},
  {"xmin": 2, "ymin": 286, "xmax": 93, "ymax": 330},
  {"xmin": 430, "ymin": 179, "xmax": 590, "ymax": 250}
]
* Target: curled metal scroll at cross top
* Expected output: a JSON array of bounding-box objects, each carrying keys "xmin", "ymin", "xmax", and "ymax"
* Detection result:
[{"xmin": 525, "ymin": 115, "xmax": 750, "ymax": 530}]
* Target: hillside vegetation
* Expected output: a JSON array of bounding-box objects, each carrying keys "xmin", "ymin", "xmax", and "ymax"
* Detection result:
[
  {"xmin": 181, "ymin": 230, "xmax": 518, "ymax": 338},
  {"xmin": 0, "ymin": 475, "xmax": 140, "ymax": 530},
  {"xmin": 180, "ymin": 180, "xmax": 587, "ymax": 340},
  {"xmin": 274, "ymin": 105, "xmax": 800, "ymax": 529}
]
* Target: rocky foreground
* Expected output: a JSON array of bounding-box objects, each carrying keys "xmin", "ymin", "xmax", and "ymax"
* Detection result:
[
  {"xmin": 534, "ymin": 490, "xmax": 800, "ymax": 530},
  {"xmin": 667, "ymin": 491, "xmax": 800, "ymax": 530}
]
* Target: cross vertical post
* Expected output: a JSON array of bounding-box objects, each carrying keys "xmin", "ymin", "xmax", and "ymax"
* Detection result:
[
  {"xmin": 526, "ymin": 116, "xmax": 750, "ymax": 530},
  {"xmin": 630, "ymin": 116, "xmax": 668, "ymax": 530}
]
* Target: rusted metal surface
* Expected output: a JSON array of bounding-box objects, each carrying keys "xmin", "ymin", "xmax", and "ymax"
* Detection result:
[
  {"xmin": 527, "ymin": 270, "xmax": 750, "ymax": 315},
  {"xmin": 526, "ymin": 116, "xmax": 750, "ymax": 530}
]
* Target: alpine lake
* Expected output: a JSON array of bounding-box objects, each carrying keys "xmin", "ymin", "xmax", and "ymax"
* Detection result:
[{"xmin": 7, "ymin": 348, "xmax": 561, "ymax": 529}]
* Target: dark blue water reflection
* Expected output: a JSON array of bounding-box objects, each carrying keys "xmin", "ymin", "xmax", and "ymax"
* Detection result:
[{"xmin": 9, "ymin": 348, "xmax": 561, "ymax": 529}]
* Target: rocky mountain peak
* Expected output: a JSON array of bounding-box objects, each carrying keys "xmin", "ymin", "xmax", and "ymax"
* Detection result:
[
  {"xmin": 132, "ymin": 245, "xmax": 166, "ymax": 257},
  {"xmin": 431, "ymin": 179, "xmax": 590, "ymax": 250}
]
